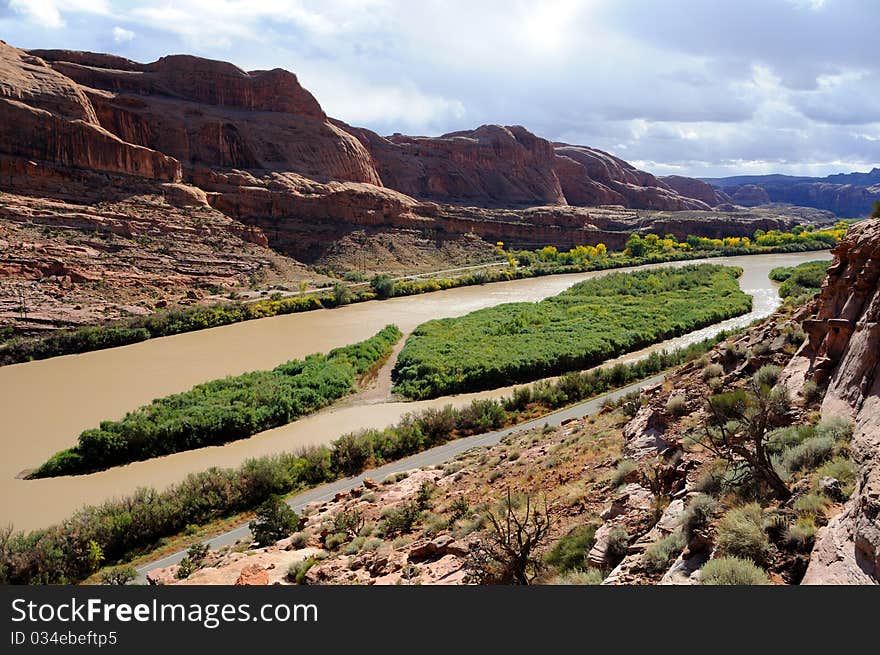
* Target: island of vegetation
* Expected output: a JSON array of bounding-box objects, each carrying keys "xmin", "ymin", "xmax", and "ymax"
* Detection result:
[
  {"xmin": 30, "ymin": 325, "xmax": 402, "ymax": 478},
  {"xmin": 392, "ymin": 264, "xmax": 751, "ymax": 399},
  {"xmin": 768, "ymin": 260, "xmax": 830, "ymax": 304}
]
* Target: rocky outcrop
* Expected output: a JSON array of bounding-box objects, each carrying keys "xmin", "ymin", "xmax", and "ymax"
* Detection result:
[
  {"xmin": 32, "ymin": 51, "xmax": 380, "ymax": 184},
  {"xmin": 660, "ymin": 175, "xmax": 729, "ymax": 207},
  {"xmin": 729, "ymin": 184, "xmax": 772, "ymax": 207},
  {"xmin": 708, "ymin": 170, "xmax": 880, "ymax": 218},
  {"xmin": 555, "ymin": 145, "xmax": 711, "ymax": 211},
  {"xmin": 794, "ymin": 218, "xmax": 880, "ymax": 584}
]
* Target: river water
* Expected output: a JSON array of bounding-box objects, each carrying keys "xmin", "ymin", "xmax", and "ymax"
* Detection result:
[{"xmin": 0, "ymin": 251, "xmax": 831, "ymax": 531}]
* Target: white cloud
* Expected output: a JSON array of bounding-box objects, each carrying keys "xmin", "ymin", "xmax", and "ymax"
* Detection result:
[
  {"xmin": 7, "ymin": 0, "xmax": 111, "ymax": 29},
  {"xmin": 8, "ymin": 0, "xmax": 63, "ymax": 28},
  {"xmin": 112, "ymin": 25, "xmax": 134, "ymax": 43}
]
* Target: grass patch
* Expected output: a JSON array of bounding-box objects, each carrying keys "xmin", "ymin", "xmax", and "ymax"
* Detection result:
[{"xmin": 700, "ymin": 556, "xmax": 770, "ymax": 585}]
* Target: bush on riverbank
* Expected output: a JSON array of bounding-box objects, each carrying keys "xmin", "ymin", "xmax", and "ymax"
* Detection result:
[
  {"xmin": 30, "ymin": 326, "xmax": 402, "ymax": 478},
  {"xmin": 0, "ymin": 330, "xmax": 732, "ymax": 585},
  {"xmin": 768, "ymin": 260, "xmax": 830, "ymax": 302},
  {"xmin": 392, "ymin": 264, "xmax": 751, "ymax": 399}
]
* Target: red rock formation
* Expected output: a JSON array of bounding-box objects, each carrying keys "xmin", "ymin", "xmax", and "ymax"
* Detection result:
[
  {"xmin": 660, "ymin": 175, "xmax": 729, "ymax": 206},
  {"xmin": 729, "ymin": 184, "xmax": 772, "ymax": 206},
  {"xmin": 342, "ymin": 122, "xmax": 566, "ymax": 206},
  {"xmin": 794, "ymin": 217, "xmax": 880, "ymax": 584},
  {"xmin": 554, "ymin": 145, "xmax": 712, "ymax": 211},
  {"xmin": 32, "ymin": 50, "xmax": 380, "ymax": 184}
]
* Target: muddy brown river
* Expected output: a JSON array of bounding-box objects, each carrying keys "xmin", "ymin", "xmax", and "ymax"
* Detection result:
[{"xmin": 0, "ymin": 251, "xmax": 831, "ymax": 531}]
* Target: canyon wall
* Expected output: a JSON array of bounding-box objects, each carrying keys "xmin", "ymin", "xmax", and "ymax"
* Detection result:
[{"xmin": 791, "ymin": 217, "xmax": 880, "ymax": 584}]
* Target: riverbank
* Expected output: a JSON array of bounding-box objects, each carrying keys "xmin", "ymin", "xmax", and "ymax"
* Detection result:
[{"xmin": 0, "ymin": 251, "xmax": 831, "ymax": 532}]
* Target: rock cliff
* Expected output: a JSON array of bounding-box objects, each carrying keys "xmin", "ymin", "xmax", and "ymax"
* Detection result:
[{"xmin": 792, "ymin": 218, "xmax": 880, "ymax": 584}]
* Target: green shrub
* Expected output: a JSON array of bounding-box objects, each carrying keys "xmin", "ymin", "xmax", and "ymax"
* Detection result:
[
  {"xmin": 380, "ymin": 502, "xmax": 421, "ymax": 536},
  {"xmin": 700, "ymin": 556, "xmax": 770, "ymax": 585},
  {"xmin": 98, "ymin": 566, "xmax": 138, "ymax": 586},
  {"xmin": 249, "ymin": 496, "xmax": 301, "ymax": 547},
  {"xmin": 681, "ymin": 493, "xmax": 717, "ymax": 540},
  {"xmin": 666, "ymin": 395, "xmax": 687, "ymax": 416},
  {"xmin": 642, "ymin": 530, "xmax": 686, "ymax": 573},
  {"xmin": 784, "ymin": 519, "xmax": 817, "ymax": 551},
  {"xmin": 780, "ymin": 436, "xmax": 835, "ymax": 475},
  {"xmin": 802, "ymin": 381, "xmax": 822, "ymax": 405},
  {"xmin": 610, "ymin": 459, "xmax": 637, "ymax": 487},
  {"xmin": 544, "ymin": 523, "xmax": 598, "ymax": 572},
  {"xmin": 287, "ymin": 558, "xmax": 316, "ymax": 584},
  {"xmin": 370, "ymin": 274, "xmax": 396, "ymax": 299},
  {"xmin": 716, "ymin": 504, "xmax": 770, "ymax": 565},
  {"xmin": 605, "ymin": 527, "xmax": 630, "ymax": 566},
  {"xmin": 793, "ymin": 492, "xmax": 829, "ymax": 517},
  {"xmin": 753, "ymin": 365, "xmax": 782, "ymax": 389},
  {"xmin": 814, "ymin": 457, "xmax": 857, "ymax": 498},
  {"xmin": 702, "ymin": 363, "xmax": 724, "ymax": 381},
  {"xmin": 324, "ymin": 532, "xmax": 347, "ymax": 551}
]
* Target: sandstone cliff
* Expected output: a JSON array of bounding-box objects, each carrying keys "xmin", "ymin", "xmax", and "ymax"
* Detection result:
[{"xmin": 790, "ymin": 217, "xmax": 880, "ymax": 583}]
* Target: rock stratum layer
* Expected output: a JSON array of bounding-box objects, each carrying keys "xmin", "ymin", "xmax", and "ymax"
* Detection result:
[{"xmin": 789, "ymin": 217, "xmax": 880, "ymax": 584}]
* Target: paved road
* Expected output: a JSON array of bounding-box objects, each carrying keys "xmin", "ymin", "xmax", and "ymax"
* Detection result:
[{"xmin": 134, "ymin": 372, "xmax": 665, "ymax": 581}]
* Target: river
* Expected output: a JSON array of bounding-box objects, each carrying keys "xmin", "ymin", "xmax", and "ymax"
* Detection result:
[{"xmin": 0, "ymin": 251, "xmax": 831, "ymax": 531}]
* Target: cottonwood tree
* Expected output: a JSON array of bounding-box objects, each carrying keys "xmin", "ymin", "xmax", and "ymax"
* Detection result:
[
  {"xmin": 695, "ymin": 366, "xmax": 792, "ymax": 500},
  {"xmin": 467, "ymin": 489, "xmax": 555, "ymax": 585}
]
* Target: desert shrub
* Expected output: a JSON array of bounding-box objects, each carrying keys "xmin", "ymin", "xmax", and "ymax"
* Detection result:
[
  {"xmin": 780, "ymin": 436, "xmax": 835, "ymax": 475},
  {"xmin": 610, "ymin": 459, "xmax": 638, "ymax": 487},
  {"xmin": 549, "ymin": 568, "xmax": 605, "ymax": 585},
  {"xmin": 288, "ymin": 532, "xmax": 308, "ymax": 549},
  {"xmin": 702, "ymin": 363, "xmax": 724, "ymax": 381},
  {"xmin": 802, "ymin": 381, "xmax": 822, "ymax": 405},
  {"xmin": 544, "ymin": 523, "xmax": 598, "ymax": 572},
  {"xmin": 716, "ymin": 504, "xmax": 770, "ymax": 565},
  {"xmin": 643, "ymin": 530, "xmax": 686, "ymax": 574},
  {"xmin": 605, "ymin": 527, "xmax": 630, "ymax": 567},
  {"xmin": 700, "ymin": 556, "xmax": 770, "ymax": 585},
  {"xmin": 331, "ymin": 509, "xmax": 365, "ymax": 538},
  {"xmin": 793, "ymin": 492, "xmax": 829, "ymax": 517},
  {"xmin": 666, "ymin": 395, "xmax": 687, "ymax": 416},
  {"xmin": 287, "ymin": 558, "xmax": 316, "ymax": 584},
  {"xmin": 681, "ymin": 494, "xmax": 717, "ymax": 540},
  {"xmin": 815, "ymin": 416, "xmax": 854, "ymax": 443},
  {"xmin": 380, "ymin": 501, "xmax": 421, "ymax": 536},
  {"xmin": 784, "ymin": 518, "xmax": 817, "ymax": 551},
  {"xmin": 369, "ymin": 274, "xmax": 396, "ymax": 299},
  {"xmin": 99, "ymin": 566, "xmax": 138, "ymax": 586},
  {"xmin": 249, "ymin": 496, "xmax": 301, "ymax": 547},
  {"xmin": 324, "ymin": 532, "xmax": 347, "ymax": 551},
  {"xmin": 753, "ymin": 365, "xmax": 782, "ymax": 389},
  {"xmin": 814, "ymin": 457, "xmax": 857, "ymax": 498}
]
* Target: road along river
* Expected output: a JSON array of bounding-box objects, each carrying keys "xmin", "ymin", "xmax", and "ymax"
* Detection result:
[{"xmin": 0, "ymin": 251, "xmax": 831, "ymax": 531}]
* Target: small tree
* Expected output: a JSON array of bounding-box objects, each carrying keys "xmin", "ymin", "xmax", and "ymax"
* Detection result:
[
  {"xmin": 331, "ymin": 283, "xmax": 352, "ymax": 307},
  {"xmin": 249, "ymin": 496, "xmax": 302, "ymax": 547},
  {"xmin": 467, "ymin": 489, "xmax": 554, "ymax": 585},
  {"xmin": 99, "ymin": 566, "xmax": 138, "ymax": 586},
  {"xmin": 695, "ymin": 367, "xmax": 792, "ymax": 500},
  {"xmin": 370, "ymin": 274, "xmax": 395, "ymax": 299},
  {"xmin": 872, "ymin": 200, "xmax": 880, "ymax": 219}
]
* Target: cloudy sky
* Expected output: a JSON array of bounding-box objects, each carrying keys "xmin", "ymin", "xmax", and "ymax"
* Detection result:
[{"xmin": 2, "ymin": 0, "xmax": 878, "ymax": 177}]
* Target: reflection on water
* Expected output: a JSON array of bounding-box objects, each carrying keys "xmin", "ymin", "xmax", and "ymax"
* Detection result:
[{"xmin": 0, "ymin": 251, "xmax": 831, "ymax": 531}]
